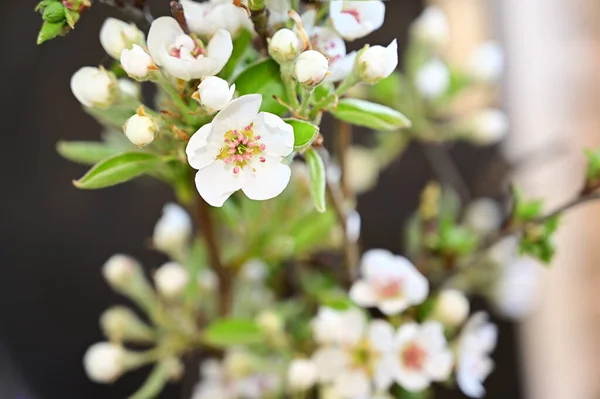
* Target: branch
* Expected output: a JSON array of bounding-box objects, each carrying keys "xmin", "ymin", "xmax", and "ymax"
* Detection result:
[
  {"xmin": 97, "ymin": 0, "xmax": 153, "ymax": 25},
  {"xmin": 170, "ymin": 1, "xmax": 190, "ymax": 34}
]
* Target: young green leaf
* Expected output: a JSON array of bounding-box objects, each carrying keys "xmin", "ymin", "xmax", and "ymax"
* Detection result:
[
  {"xmin": 219, "ymin": 29, "xmax": 252, "ymax": 81},
  {"xmin": 202, "ymin": 318, "xmax": 264, "ymax": 347},
  {"xmin": 284, "ymin": 118, "xmax": 319, "ymax": 151},
  {"xmin": 73, "ymin": 152, "xmax": 162, "ymax": 190},
  {"xmin": 234, "ymin": 58, "xmax": 287, "ymax": 115},
  {"xmin": 304, "ymin": 148, "xmax": 326, "ymax": 213},
  {"xmin": 57, "ymin": 140, "xmax": 124, "ymax": 165},
  {"xmin": 330, "ymin": 98, "xmax": 411, "ymax": 131}
]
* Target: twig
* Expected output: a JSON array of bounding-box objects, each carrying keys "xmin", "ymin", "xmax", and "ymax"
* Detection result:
[
  {"xmin": 336, "ymin": 121, "xmax": 352, "ymax": 199},
  {"xmin": 97, "ymin": 0, "xmax": 152, "ymax": 25},
  {"xmin": 419, "ymin": 142, "xmax": 471, "ymax": 205},
  {"xmin": 170, "ymin": 1, "xmax": 190, "ymax": 34}
]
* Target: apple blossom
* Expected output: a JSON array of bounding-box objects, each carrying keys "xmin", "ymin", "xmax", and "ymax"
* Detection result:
[
  {"xmin": 415, "ymin": 59, "xmax": 450, "ymax": 99},
  {"xmin": 329, "ymin": 0, "xmax": 385, "ymax": 41},
  {"xmin": 180, "ymin": 0, "xmax": 252, "ymax": 37},
  {"xmin": 432, "ymin": 289, "xmax": 470, "ymax": 327},
  {"xmin": 410, "ymin": 6, "xmax": 450, "ymax": 48},
  {"xmin": 147, "ymin": 17, "xmax": 233, "ymax": 81},
  {"xmin": 356, "ymin": 40, "xmax": 399, "ymax": 83},
  {"xmin": 153, "ymin": 203, "xmax": 193, "ymax": 256},
  {"xmin": 294, "ymin": 50, "xmax": 329, "ymax": 87},
  {"xmin": 99, "ymin": 18, "xmax": 144, "ymax": 59},
  {"xmin": 83, "ymin": 342, "xmax": 126, "ymax": 383},
  {"xmin": 463, "ymin": 198, "xmax": 503, "ymax": 235},
  {"xmin": 185, "ymin": 94, "xmax": 294, "ymax": 207},
  {"xmin": 120, "ymin": 44, "xmax": 156, "ymax": 79},
  {"xmin": 456, "ymin": 312, "xmax": 497, "ymax": 398},
  {"xmin": 123, "ymin": 108, "xmax": 159, "ymax": 147},
  {"xmin": 349, "ymin": 249, "xmax": 429, "ymax": 315},
  {"xmin": 269, "ymin": 28, "xmax": 300, "ymax": 64},
  {"xmin": 154, "ymin": 262, "xmax": 189, "ymax": 298},
  {"xmin": 287, "ymin": 359, "xmax": 318, "ymax": 391},
  {"xmin": 194, "ymin": 76, "xmax": 236, "ymax": 112},
  {"xmin": 461, "ymin": 109, "xmax": 509, "ymax": 145},
  {"xmin": 70, "ymin": 66, "xmax": 115, "ymax": 108},
  {"xmin": 468, "ymin": 41, "xmax": 505, "ymax": 83},
  {"xmin": 390, "ymin": 322, "xmax": 453, "ymax": 391}
]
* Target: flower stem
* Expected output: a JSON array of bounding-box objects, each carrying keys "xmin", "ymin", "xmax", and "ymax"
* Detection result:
[
  {"xmin": 281, "ymin": 63, "xmax": 300, "ymax": 109},
  {"xmin": 298, "ymin": 87, "xmax": 313, "ymax": 118},
  {"xmin": 309, "ymin": 74, "xmax": 358, "ymax": 119},
  {"xmin": 156, "ymin": 73, "xmax": 196, "ymax": 127}
]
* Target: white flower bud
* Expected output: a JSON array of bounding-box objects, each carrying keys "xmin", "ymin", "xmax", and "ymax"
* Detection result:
[
  {"xmin": 153, "ymin": 203, "xmax": 192, "ymax": 256},
  {"xmin": 462, "ymin": 109, "xmax": 509, "ymax": 145},
  {"xmin": 154, "ymin": 262, "xmax": 189, "ymax": 299},
  {"xmin": 118, "ymin": 79, "xmax": 140, "ymax": 99},
  {"xmin": 269, "ymin": 28, "xmax": 300, "ymax": 64},
  {"xmin": 70, "ymin": 67, "xmax": 115, "ymax": 108},
  {"xmin": 100, "ymin": 18, "xmax": 144, "ymax": 59},
  {"xmin": 102, "ymin": 254, "xmax": 141, "ymax": 288},
  {"xmin": 194, "ymin": 76, "xmax": 235, "ymax": 112},
  {"xmin": 257, "ymin": 311, "xmax": 283, "ymax": 335},
  {"xmin": 463, "ymin": 198, "xmax": 502, "ymax": 235},
  {"xmin": 468, "ymin": 41, "xmax": 504, "ymax": 83},
  {"xmin": 432, "ymin": 289, "xmax": 470, "ymax": 327},
  {"xmin": 100, "ymin": 306, "xmax": 154, "ymax": 343},
  {"xmin": 287, "ymin": 359, "xmax": 318, "ymax": 391},
  {"xmin": 411, "ymin": 6, "xmax": 450, "ymax": 48},
  {"xmin": 415, "ymin": 59, "xmax": 450, "ymax": 99},
  {"xmin": 83, "ymin": 342, "xmax": 125, "ymax": 383},
  {"xmin": 123, "ymin": 108, "xmax": 158, "ymax": 147},
  {"xmin": 120, "ymin": 44, "xmax": 155, "ymax": 79},
  {"xmin": 294, "ymin": 50, "xmax": 329, "ymax": 87},
  {"xmin": 356, "ymin": 40, "xmax": 398, "ymax": 83}
]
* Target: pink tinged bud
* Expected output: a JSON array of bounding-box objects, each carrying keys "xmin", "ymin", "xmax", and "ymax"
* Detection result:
[
  {"xmin": 248, "ymin": 141, "xmax": 256, "ymax": 147},
  {"xmin": 259, "ymin": 144, "xmax": 266, "ymax": 151},
  {"xmin": 259, "ymin": 156, "xmax": 266, "ymax": 163},
  {"xmin": 255, "ymin": 135, "xmax": 261, "ymax": 140},
  {"xmin": 233, "ymin": 167, "xmax": 240, "ymax": 174}
]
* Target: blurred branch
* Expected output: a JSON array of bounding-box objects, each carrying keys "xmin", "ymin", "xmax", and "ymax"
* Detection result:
[
  {"xmin": 97, "ymin": 0, "xmax": 153, "ymax": 25},
  {"xmin": 419, "ymin": 142, "xmax": 471, "ymax": 205},
  {"xmin": 336, "ymin": 121, "xmax": 352, "ymax": 199}
]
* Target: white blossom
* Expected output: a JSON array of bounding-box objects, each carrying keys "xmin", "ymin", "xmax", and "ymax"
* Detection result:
[
  {"xmin": 329, "ymin": 0, "xmax": 385, "ymax": 41},
  {"xmin": 456, "ymin": 312, "xmax": 497, "ymax": 398},
  {"xmin": 123, "ymin": 109, "xmax": 158, "ymax": 147},
  {"xmin": 147, "ymin": 17, "xmax": 233, "ymax": 81},
  {"xmin": 120, "ymin": 44, "xmax": 155, "ymax": 79},
  {"xmin": 306, "ymin": 22, "xmax": 356, "ymax": 83},
  {"xmin": 269, "ymin": 28, "xmax": 300, "ymax": 64},
  {"xmin": 294, "ymin": 50, "xmax": 329, "ymax": 87},
  {"xmin": 468, "ymin": 41, "xmax": 504, "ymax": 83},
  {"xmin": 70, "ymin": 66, "xmax": 115, "ymax": 108},
  {"xmin": 463, "ymin": 198, "xmax": 503, "ymax": 235},
  {"xmin": 287, "ymin": 359, "xmax": 318, "ymax": 391},
  {"xmin": 102, "ymin": 254, "xmax": 140, "ymax": 287},
  {"xmin": 195, "ymin": 76, "xmax": 235, "ymax": 112},
  {"xmin": 154, "ymin": 262, "xmax": 189, "ymax": 298},
  {"xmin": 410, "ymin": 6, "xmax": 450, "ymax": 48},
  {"xmin": 153, "ymin": 203, "xmax": 193, "ymax": 255},
  {"xmin": 432, "ymin": 289, "xmax": 470, "ymax": 327},
  {"xmin": 350, "ymin": 249, "xmax": 429, "ymax": 315},
  {"xmin": 180, "ymin": 0, "xmax": 253, "ymax": 37},
  {"xmin": 461, "ymin": 109, "xmax": 509, "ymax": 145},
  {"xmin": 356, "ymin": 40, "xmax": 398, "ymax": 83},
  {"xmin": 83, "ymin": 342, "xmax": 125, "ymax": 383},
  {"xmin": 390, "ymin": 322, "xmax": 453, "ymax": 391},
  {"xmin": 264, "ymin": 0, "xmax": 292, "ymax": 27},
  {"xmin": 99, "ymin": 18, "xmax": 144, "ymax": 59},
  {"xmin": 185, "ymin": 94, "xmax": 294, "ymax": 207},
  {"xmin": 415, "ymin": 59, "xmax": 450, "ymax": 99}
]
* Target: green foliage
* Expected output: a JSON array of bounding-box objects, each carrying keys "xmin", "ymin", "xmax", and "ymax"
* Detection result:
[
  {"xmin": 369, "ymin": 72, "xmax": 403, "ymax": 106},
  {"xmin": 128, "ymin": 359, "xmax": 179, "ymax": 399},
  {"xmin": 330, "ymin": 98, "xmax": 411, "ymax": 131},
  {"xmin": 234, "ymin": 58, "xmax": 287, "ymax": 116},
  {"xmin": 512, "ymin": 188, "xmax": 543, "ymax": 222},
  {"xmin": 304, "ymin": 148, "xmax": 327, "ymax": 213},
  {"xmin": 285, "ymin": 118, "xmax": 319, "ymax": 151},
  {"xmin": 57, "ymin": 140, "xmax": 125, "ymax": 165},
  {"xmin": 219, "ymin": 30, "xmax": 253, "ymax": 81},
  {"xmin": 36, "ymin": 0, "xmax": 88, "ymax": 44},
  {"xmin": 585, "ymin": 148, "xmax": 600, "ymax": 190},
  {"xmin": 202, "ymin": 318, "xmax": 264, "ymax": 347},
  {"xmin": 428, "ymin": 218, "xmax": 478, "ymax": 257},
  {"xmin": 519, "ymin": 215, "xmax": 560, "ymax": 264}
]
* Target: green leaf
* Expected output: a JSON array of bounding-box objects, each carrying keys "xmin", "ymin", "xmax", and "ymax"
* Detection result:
[
  {"xmin": 219, "ymin": 29, "xmax": 252, "ymax": 81},
  {"xmin": 304, "ymin": 148, "xmax": 326, "ymax": 213},
  {"xmin": 42, "ymin": 2, "xmax": 66, "ymax": 23},
  {"xmin": 234, "ymin": 58, "xmax": 287, "ymax": 115},
  {"xmin": 285, "ymin": 118, "xmax": 319, "ymax": 151},
  {"xmin": 37, "ymin": 20, "xmax": 65, "ymax": 45},
  {"xmin": 56, "ymin": 140, "xmax": 124, "ymax": 165},
  {"xmin": 73, "ymin": 152, "xmax": 162, "ymax": 190},
  {"xmin": 369, "ymin": 72, "xmax": 403, "ymax": 106},
  {"xmin": 330, "ymin": 98, "xmax": 411, "ymax": 131},
  {"xmin": 512, "ymin": 188, "xmax": 543, "ymax": 222},
  {"xmin": 202, "ymin": 318, "xmax": 264, "ymax": 347}
]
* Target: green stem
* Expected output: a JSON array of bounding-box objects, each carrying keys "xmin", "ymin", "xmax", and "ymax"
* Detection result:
[
  {"xmin": 156, "ymin": 73, "xmax": 196, "ymax": 126},
  {"xmin": 309, "ymin": 74, "xmax": 358, "ymax": 119},
  {"xmin": 281, "ymin": 63, "xmax": 300, "ymax": 109},
  {"xmin": 298, "ymin": 87, "xmax": 313, "ymax": 118}
]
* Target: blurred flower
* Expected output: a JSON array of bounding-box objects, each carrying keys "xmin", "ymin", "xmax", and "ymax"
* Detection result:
[
  {"xmin": 463, "ymin": 198, "xmax": 503, "ymax": 235},
  {"xmin": 349, "ymin": 249, "xmax": 429, "ymax": 315},
  {"xmin": 456, "ymin": 312, "xmax": 497, "ymax": 398},
  {"xmin": 329, "ymin": 0, "xmax": 385, "ymax": 41},
  {"xmin": 153, "ymin": 203, "xmax": 193, "ymax": 256},
  {"xmin": 269, "ymin": 28, "xmax": 300, "ymax": 64},
  {"xmin": 185, "ymin": 95, "xmax": 294, "ymax": 207},
  {"xmin": 99, "ymin": 18, "xmax": 144, "ymax": 60},
  {"xmin": 494, "ymin": 256, "xmax": 540, "ymax": 320},
  {"xmin": 410, "ymin": 5, "xmax": 450, "ymax": 48},
  {"xmin": 123, "ymin": 108, "xmax": 158, "ymax": 147},
  {"xmin": 198, "ymin": 269, "xmax": 219, "ymax": 292},
  {"xmin": 432, "ymin": 289, "xmax": 470, "ymax": 328},
  {"xmin": 468, "ymin": 41, "xmax": 505, "ymax": 84},
  {"xmin": 256, "ymin": 310, "xmax": 283, "ymax": 336},
  {"xmin": 415, "ymin": 59, "xmax": 450, "ymax": 99},
  {"xmin": 154, "ymin": 262, "xmax": 189, "ymax": 299},
  {"xmin": 264, "ymin": 0, "xmax": 291, "ymax": 27},
  {"xmin": 180, "ymin": 0, "xmax": 252, "ymax": 37},
  {"xmin": 100, "ymin": 306, "xmax": 154, "ymax": 343},
  {"xmin": 70, "ymin": 66, "xmax": 115, "ymax": 108},
  {"xmin": 147, "ymin": 17, "xmax": 233, "ymax": 81},
  {"xmin": 287, "ymin": 359, "xmax": 318, "ymax": 391},
  {"xmin": 194, "ymin": 76, "xmax": 236, "ymax": 112},
  {"xmin": 83, "ymin": 342, "xmax": 126, "ymax": 383},
  {"xmin": 117, "ymin": 78, "xmax": 140, "ymax": 98},
  {"xmin": 356, "ymin": 40, "xmax": 399, "ymax": 84},
  {"xmin": 460, "ymin": 109, "xmax": 509, "ymax": 146},
  {"xmin": 120, "ymin": 44, "xmax": 156, "ymax": 79},
  {"xmin": 294, "ymin": 50, "xmax": 329, "ymax": 87},
  {"xmin": 346, "ymin": 210, "xmax": 362, "ymax": 243},
  {"xmin": 102, "ymin": 254, "xmax": 140, "ymax": 288},
  {"xmin": 345, "ymin": 145, "xmax": 380, "ymax": 194},
  {"xmin": 240, "ymin": 259, "xmax": 269, "ymax": 282}
]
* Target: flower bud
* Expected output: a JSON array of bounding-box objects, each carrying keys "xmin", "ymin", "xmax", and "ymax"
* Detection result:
[
  {"xmin": 193, "ymin": 76, "xmax": 235, "ymax": 112},
  {"xmin": 287, "ymin": 359, "xmax": 317, "ymax": 391},
  {"xmin": 154, "ymin": 262, "xmax": 189, "ymax": 299},
  {"xmin": 102, "ymin": 254, "xmax": 142, "ymax": 289},
  {"xmin": 294, "ymin": 50, "xmax": 329, "ymax": 87},
  {"xmin": 120, "ymin": 44, "xmax": 155, "ymax": 79},
  {"xmin": 463, "ymin": 198, "xmax": 502, "ymax": 235},
  {"xmin": 153, "ymin": 203, "xmax": 192, "ymax": 256},
  {"xmin": 100, "ymin": 18, "xmax": 144, "ymax": 59},
  {"xmin": 123, "ymin": 107, "xmax": 158, "ymax": 147},
  {"xmin": 415, "ymin": 59, "xmax": 450, "ymax": 99},
  {"xmin": 468, "ymin": 41, "xmax": 504, "ymax": 83},
  {"xmin": 460, "ymin": 109, "xmax": 509, "ymax": 145},
  {"xmin": 70, "ymin": 66, "xmax": 115, "ymax": 108},
  {"xmin": 257, "ymin": 311, "xmax": 283, "ymax": 335},
  {"xmin": 269, "ymin": 28, "xmax": 300, "ymax": 64},
  {"xmin": 432, "ymin": 289, "xmax": 470, "ymax": 327},
  {"xmin": 100, "ymin": 306, "xmax": 155, "ymax": 343},
  {"xmin": 83, "ymin": 342, "xmax": 126, "ymax": 383},
  {"xmin": 411, "ymin": 6, "xmax": 450, "ymax": 48},
  {"xmin": 356, "ymin": 40, "xmax": 398, "ymax": 84},
  {"xmin": 118, "ymin": 79, "xmax": 140, "ymax": 99}
]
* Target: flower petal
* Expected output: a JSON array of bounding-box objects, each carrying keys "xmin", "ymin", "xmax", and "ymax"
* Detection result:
[
  {"xmin": 332, "ymin": 369, "xmax": 371, "ymax": 398},
  {"xmin": 212, "ymin": 94, "xmax": 262, "ymax": 133},
  {"xmin": 404, "ymin": 266, "xmax": 429, "ymax": 305},
  {"xmin": 253, "ymin": 112, "xmax": 294, "ymax": 157},
  {"xmin": 360, "ymin": 249, "xmax": 397, "ymax": 279},
  {"xmin": 349, "ymin": 280, "xmax": 378, "ymax": 308},
  {"xmin": 148, "ymin": 17, "xmax": 182, "ymax": 66},
  {"xmin": 312, "ymin": 347, "xmax": 350, "ymax": 383},
  {"xmin": 395, "ymin": 323, "xmax": 419, "ymax": 346},
  {"xmin": 241, "ymin": 158, "xmax": 291, "ymax": 201},
  {"xmin": 379, "ymin": 298, "xmax": 409, "ymax": 316},
  {"xmin": 368, "ymin": 320, "xmax": 395, "ymax": 352},
  {"xmin": 393, "ymin": 364, "xmax": 430, "ymax": 392},
  {"xmin": 425, "ymin": 350, "xmax": 453, "ymax": 381},
  {"xmin": 201, "ymin": 29, "xmax": 234, "ymax": 76},
  {"xmin": 194, "ymin": 160, "xmax": 245, "ymax": 207},
  {"xmin": 327, "ymin": 51, "xmax": 357, "ymax": 83},
  {"xmin": 186, "ymin": 123, "xmax": 221, "ymax": 170}
]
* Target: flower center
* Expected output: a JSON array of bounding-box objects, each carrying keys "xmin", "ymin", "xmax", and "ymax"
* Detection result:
[
  {"xmin": 168, "ymin": 34, "xmax": 205, "ymax": 60},
  {"xmin": 350, "ymin": 338, "xmax": 377, "ymax": 370},
  {"xmin": 373, "ymin": 279, "xmax": 402, "ymax": 299},
  {"xmin": 401, "ymin": 343, "xmax": 426, "ymax": 371},
  {"xmin": 341, "ymin": 8, "xmax": 361, "ymax": 23},
  {"xmin": 217, "ymin": 124, "xmax": 267, "ymax": 175}
]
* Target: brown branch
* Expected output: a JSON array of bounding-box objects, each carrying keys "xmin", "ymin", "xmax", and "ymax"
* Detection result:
[
  {"xmin": 97, "ymin": 0, "xmax": 153, "ymax": 25},
  {"xmin": 170, "ymin": 1, "xmax": 190, "ymax": 34}
]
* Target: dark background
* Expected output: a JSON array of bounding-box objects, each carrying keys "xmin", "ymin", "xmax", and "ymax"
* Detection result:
[{"xmin": 0, "ymin": 1, "xmax": 522, "ymax": 398}]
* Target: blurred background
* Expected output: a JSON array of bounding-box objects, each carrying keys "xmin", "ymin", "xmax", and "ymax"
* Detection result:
[{"xmin": 1, "ymin": 0, "xmax": 599, "ymax": 398}]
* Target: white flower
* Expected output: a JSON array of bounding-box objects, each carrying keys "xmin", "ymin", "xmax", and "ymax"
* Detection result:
[
  {"xmin": 70, "ymin": 66, "xmax": 115, "ymax": 108},
  {"xmin": 456, "ymin": 312, "xmax": 497, "ymax": 398},
  {"xmin": 154, "ymin": 262, "xmax": 189, "ymax": 298},
  {"xmin": 350, "ymin": 249, "xmax": 429, "ymax": 315},
  {"xmin": 118, "ymin": 79, "xmax": 140, "ymax": 98},
  {"xmin": 99, "ymin": 18, "xmax": 144, "ymax": 59},
  {"xmin": 153, "ymin": 203, "xmax": 193, "ymax": 255},
  {"xmin": 294, "ymin": 50, "xmax": 329, "ymax": 87},
  {"xmin": 269, "ymin": 28, "xmax": 300, "ymax": 64},
  {"xmin": 83, "ymin": 342, "xmax": 125, "ymax": 383},
  {"xmin": 415, "ymin": 59, "xmax": 450, "ymax": 99},
  {"xmin": 181, "ymin": 0, "xmax": 252, "ymax": 37},
  {"xmin": 265, "ymin": 0, "xmax": 291, "ymax": 27},
  {"xmin": 346, "ymin": 210, "xmax": 361, "ymax": 243},
  {"xmin": 356, "ymin": 40, "xmax": 398, "ymax": 83},
  {"xmin": 185, "ymin": 94, "xmax": 294, "ymax": 207},
  {"xmin": 257, "ymin": 310, "xmax": 283, "ymax": 335},
  {"xmin": 147, "ymin": 17, "xmax": 233, "ymax": 81},
  {"xmin": 306, "ymin": 23, "xmax": 356, "ymax": 83},
  {"xmin": 432, "ymin": 289, "xmax": 470, "ymax": 327},
  {"xmin": 195, "ymin": 76, "xmax": 235, "ymax": 112},
  {"xmin": 468, "ymin": 41, "xmax": 504, "ymax": 83},
  {"xmin": 390, "ymin": 322, "xmax": 453, "ymax": 391},
  {"xmin": 329, "ymin": 0, "xmax": 385, "ymax": 41},
  {"xmin": 287, "ymin": 359, "xmax": 318, "ymax": 391},
  {"xmin": 410, "ymin": 6, "xmax": 450, "ymax": 48},
  {"xmin": 311, "ymin": 308, "xmax": 395, "ymax": 398},
  {"xmin": 463, "ymin": 198, "xmax": 503, "ymax": 235},
  {"xmin": 493, "ymin": 255, "xmax": 540, "ymax": 320},
  {"xmin": 461, "ymin": 109, "xmax": 509, "ymax": 145},
  {"xmin": 102, "ymin": 254, "xmax": 140, "ymax": 287},
  {"xmin": 120, "ymin": 44, "xmax": 155, "ymax": 79},
  {"xmin": 123, "ymin": 109, "xmax": 158, "ymax": 147}
]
